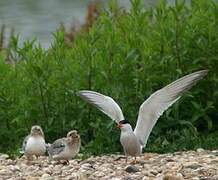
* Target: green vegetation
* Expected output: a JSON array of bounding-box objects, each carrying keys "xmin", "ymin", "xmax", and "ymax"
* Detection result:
[{"xmin": 0, "ymin": 0, "xmax": 217, "ymax": 156}]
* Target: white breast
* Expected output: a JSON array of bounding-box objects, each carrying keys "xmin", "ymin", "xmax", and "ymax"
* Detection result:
[
  {"xmin": 120, "ymin": 131, "xmax": 141, "ymax": 156},
  {"xmin": 25, "ymin": 136, "xmax": 46, "ymax": 156}
]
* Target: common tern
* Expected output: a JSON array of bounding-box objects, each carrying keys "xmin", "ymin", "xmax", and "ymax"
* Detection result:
[{"xmin": 77, "ymin": 70, "xmax": 208, "ymax": 163}]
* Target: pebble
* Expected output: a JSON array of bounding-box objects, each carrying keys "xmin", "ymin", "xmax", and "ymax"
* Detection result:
[
  {"xmin": 196, "ymin": 148, "xmax": 205, "ymax": 153},
  {"xmin": 41, "ymin": 173, "xmax": 51, "ymax": 178},
  {"xmin": 163, "ymin": 173, "xmax": 184, "ymax": 180},
  {"xmin": 125, "ymin": 165, "xmax": 139, "ymax": 173},
  {"xmin": 0, "ymin": 154, "xmax": 9, "ymax": 160},
  {"xmin": 9, "ymin": 165, "xmax": 20, "ymax": 172},
  {"xmin": 183, "ymin": 162, "xmax": 202, "ymax": 169},
  {"xmin": 44, "ymin": 167, "xmax": 53, "ymax": 175},
  {"xmin": 0, "ymin": 150, "xmax": 217, "ymax": 179}
]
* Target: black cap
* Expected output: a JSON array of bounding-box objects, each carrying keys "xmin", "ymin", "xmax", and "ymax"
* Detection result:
[{"xmin": 119, "ymin": 120, "xmax": 130, "ymax": 124}]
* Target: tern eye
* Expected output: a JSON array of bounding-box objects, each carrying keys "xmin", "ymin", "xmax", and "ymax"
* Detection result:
[{"xmin": 35, "ymin": 128, "xmax": 41, "ymax": 132}]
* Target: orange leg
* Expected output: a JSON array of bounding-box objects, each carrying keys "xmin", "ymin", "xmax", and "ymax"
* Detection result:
[
  {"xmin": 130, "ymin": 156, "xmax": 137, "ymax": 164},
  {"xmin": 62, "ymin": 160, "xmax": 69, "ymax": 165}
]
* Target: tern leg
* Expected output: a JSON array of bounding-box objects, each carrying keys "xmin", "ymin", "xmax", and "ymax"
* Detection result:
[
  {"xmin": 124, "ymin": 150, "xmax": 128, "ymax": 163},
  {"xmin": 130, "ymin": 156, "xmax": 137, "ymax": 164},
  {"xmin": 26, "ymin": 155, "xmax": 34, "ymax": 165},
  {"xmin": 53, "ymin": 161, "xmax": 61, "ymax": 165},
  {"xmin": 62, "ymin": 160, "xmax": 69, "ymax": 165},
  {"xmin": 27, "ymin": 155, "xmax": 33, "ymax": 161},
  {"xmin": 36, "ymin": 155, "xmax": 39, "ymax": 160}
]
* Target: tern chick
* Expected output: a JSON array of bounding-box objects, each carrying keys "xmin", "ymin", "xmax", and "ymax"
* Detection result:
[
  {"xmin": 48, "ymin": 130, "xmax": 81, "ymax": 164},
  {"xmin": 77, "ymin": 70, "xmax": 208, "ymax": 164},
  {"xmin": 21, "ymin": 125, "xmax": 46, "ymax": 160}
]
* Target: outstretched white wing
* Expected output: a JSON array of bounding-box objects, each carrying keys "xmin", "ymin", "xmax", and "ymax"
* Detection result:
[
  {"xmin": 77, "ymin": 90, "xmax": 124, "ymax": 123},
  {"xmin": 134, "ymin": 70, "xmax": 208, "ymax": 147}
]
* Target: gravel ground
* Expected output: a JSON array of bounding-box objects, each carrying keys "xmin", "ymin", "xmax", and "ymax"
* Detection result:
[{"xmin": 0, "ymin": 149, "xmax": 218, "ymax": 180}]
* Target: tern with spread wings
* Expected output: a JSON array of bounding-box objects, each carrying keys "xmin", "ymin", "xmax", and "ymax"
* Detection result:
[{"xmin": 77, "ymin": 70, "xmax": 208, "ymax": 163}]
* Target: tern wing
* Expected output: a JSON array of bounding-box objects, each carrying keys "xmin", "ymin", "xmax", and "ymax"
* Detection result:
[
  {"xmin": 77, "ymin": 90, "xmax": 125, "ymax": 123},
  {"xmin": 20, "ymin": 135, "xmax": 30, "ymax": 154},
  {"xmin": 134, "ymin": 70, "xmax": 208, "ymax": 147},
  {"xmin": 48, "ymin": 138, "xmax": 66, "ymax": 156}
]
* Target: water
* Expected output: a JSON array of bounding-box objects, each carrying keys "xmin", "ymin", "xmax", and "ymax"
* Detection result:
[
  {"xmin": 0, "ymin": 0, "xmax": 193, "ymax": 48},
  {"xmin": 0, "ymin": 0, "xmax": 130, "ymax": 48}
]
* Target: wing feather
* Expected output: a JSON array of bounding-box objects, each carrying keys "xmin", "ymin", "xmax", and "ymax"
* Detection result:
[
  {"xmin": 48, "ymin": 138, "xmax": 66, "ymax": 156},
  {"xmin": 20, "ymin": 135, "xmax": 30, "ymax": 154},
  {"xmin": 134, "ymin": 70, "xmax": 208, "ymax": 147},
  {"xmin": 77, "ymin": 91, "xmax": 124, "ymax": 123}
]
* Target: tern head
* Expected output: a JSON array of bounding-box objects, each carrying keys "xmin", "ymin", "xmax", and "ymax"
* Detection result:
[
  {"xmin": 67, "ymin": 130, "xmax": 80, "ymax": 141},
  {"xmin": 30, "ymin": 125, "xmax": 44, "ymax": 136},
  {"xmin": 117, "ymin": 120, "xmax": 133, "ymax": 132}
]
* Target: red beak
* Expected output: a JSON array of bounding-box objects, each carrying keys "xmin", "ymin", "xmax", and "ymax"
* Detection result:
[{"xmin": 117, "ymin": 123, "xmax": 122, "ymax": 128}]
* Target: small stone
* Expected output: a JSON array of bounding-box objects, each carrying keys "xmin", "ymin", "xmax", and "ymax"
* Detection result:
[
  {"xmin": 191, "ymin": 177, "xmax": 200, "ymax": 180},
  {"xmin": 77, "ymin": 172, "xmax": 89, "ymax": 180},
  {"xmin": 165, "ymin": 158, "xmax": 174, "ymax": 162},
  {"xmin": 7, "ymin": 159, "xmax": 16, "ymax": 165},
  {"xmin": 125, "ymin": 165, "xmax": 139, "ymax": 173},
  {"xmin": 0, "ymin": 169, "xmax": 12, "ymax": 176},
  {"xmin": 80, "ymin": 163, "xmax": 94, "ymax": 170},
  {"xmin": 212, "ymin": 151, "xmax": 218, "ymax": 156},
  {"xmin": 41, "ymin": 173, "xmax": 51, "ymax": 178},
  {"xmin": 92, "ymin": 171, "xmax": 105, "ymax": 177},
  {"xmin": 111, "ymin": 178, "xmax": 121, "ymax": 180},
  {"xmin": 80, "ymin": 159, "xmax": 96, "ymax": 164},
  {"xmin": 150, "ymin": 169, "xmax": 158, "ymax": 176},
  {"xmin": 210, "ymin": 175, "xmax": 218, "ymax": 180},
  {"xmin": 196, "ymin": 148, "xmax": 205, "ymax": 153},
  {"xmin": 142, "ymin": 177, "xmax": 150, "ymax": 180},
  {"xmin": 173, "ymin": 152, "xmax": 183, "ymax": 155},
  {"xmin": 53, "ymin": 164, "xmax": 63, "ymax": 170},
  {"xmin": 0, "ymin": 154, "xmax": 9, "ymax": 160},
  {"xmin": 44, "ymin": 167, "xmax": 52, "ymax": 175},
  {"xmin": 143, "ymin": 170, "xmax": 156, "ymax": 177},
  {"xmin": 184, "ymin": 162, "xmax": 202, "ymax": 169},
  {"xmin": 123, "ymin": 177, "xmax": 134, "ymax": 180},
  {"xmin": 9, "ymin": 165, "xmax": 20, "ymax": 172},
  {"xmin": 163, "ymin": 173, "xmax": 184, "ymax": 180}
]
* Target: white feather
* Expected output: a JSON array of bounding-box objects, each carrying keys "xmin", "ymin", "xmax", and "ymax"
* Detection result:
[
  {"xmin": 52, "ymin": 139, "xmax": 81, "ymax": 160},
  {"xmin": 25, "ymin": 136, "xmax": 46, "ymax": 156},
  {"xmin": 134, "ymin": 70, "xmax": 208, "ymax": 147},
  {"xmin": 77, "ymin": 90, "xmax": 124, "ymax": 123}
]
